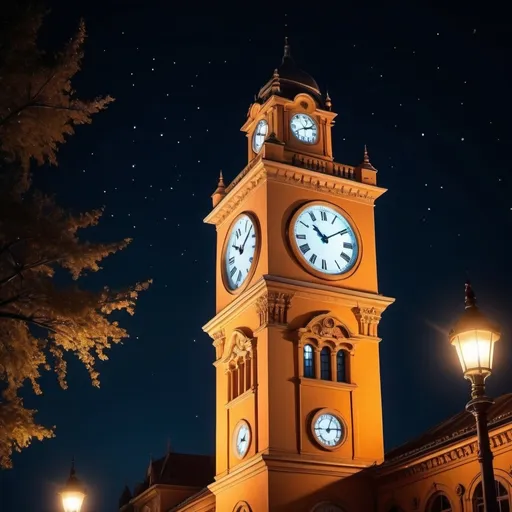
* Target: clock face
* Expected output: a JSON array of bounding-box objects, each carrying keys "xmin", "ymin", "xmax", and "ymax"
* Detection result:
[
  {"xmin": 313, "ymin": 412, "xmax": 344, "ymax": 448},
  {"xmin": 234, "ymin": 421, "xmax": 251, "ymax": 458},
  {"xmin": 291, "ymin": 203, "xmax": 358, "ymax": 277},
  {"xmin": 252, "ymin": 119, "xmax": 268, "ymax": 153},
  {"xmin": 290, "ymin": 113, "xmax": 318, "ymax": 144},
  {"xmin": 224, "ymin": 214, "xmax": 258, "ymax": 291}
]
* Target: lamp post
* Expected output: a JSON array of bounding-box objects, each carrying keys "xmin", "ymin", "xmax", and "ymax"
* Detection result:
[
  {"xmin": 449, "ymin": 281, "xmax": 500, "ymax": 512},
  {"xmin": 60, "ymin": 458, "xmax": 86, "ymax": 512}
]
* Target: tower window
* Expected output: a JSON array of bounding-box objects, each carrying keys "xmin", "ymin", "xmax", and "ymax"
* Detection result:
[
  {"xmin": 473, "ymin": 480, "xmax": 510, "ymax": 511},
  {"xmin": 304, "ymin": 344, "xmax": 314, "ymax": 378},
  {"xmin": 320, "ymin": 347, "xmax": 331, "ymax": 380},
  {"xmin": 336, "ymin": 350, "xmax": 347, "ymax": 383}
]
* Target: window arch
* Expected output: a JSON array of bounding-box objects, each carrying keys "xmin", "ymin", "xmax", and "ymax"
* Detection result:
[
  {"xmin": 336, "ymin": 350, "xmax": 347, "ymax": 382},
  {"xmin": 428, "ymin": 494, "xmax": 452, "ymax": 512},
  {"xmin": 320, "ymin": 347, "xmax": 331, "ymax": 380},
  {"xmin": 473, "ymin": 480, "xmax": 510, "ymax": 511},
  {"xmin": 304, "ymin": 344, "xmax": 314, "ymax": 378}
]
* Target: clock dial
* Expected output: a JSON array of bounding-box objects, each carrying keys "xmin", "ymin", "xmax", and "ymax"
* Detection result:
[
  {"xmin": 252, "ymin": 119, "xmax": 268, "ymax": 153},
  {"xmin": 290, "ymin": 113, "xmax": 318, "ymax": 144},
  {"xmin": 291, "ymin": 203, "xmax": 358, "ymax": 276},
  {"xmin": 313, "ymin": 412, "xmax": 344, "ymax": 448},
  {"xmin": 234, "ymin": 421, "xmax": 251, "ymax": 458},
  {"xmin": 224, "ymin": 214, "xmax": 258, "ymax": 291}
]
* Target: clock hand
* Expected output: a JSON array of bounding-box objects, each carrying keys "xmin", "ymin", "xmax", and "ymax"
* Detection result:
[
  {"xmin": 232, "ymin": 244, "xmax": 241, "ymax": 251},
  {"xmin": 325, "ymin": 230, "xmax": 347, "ymax": 240},
  {"xmin": 313, "ymin": 225, "xmax": 328, "ymax": 243},
  {"xmin": 240, "ymin": 225, "xmax": 253, "ymax": 252}
]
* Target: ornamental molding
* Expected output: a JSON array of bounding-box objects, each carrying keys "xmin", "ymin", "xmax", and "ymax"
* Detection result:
[
  {"xmin": 380, "ymin": 425, "xmax": 512, "ymax": 483},
  {"xmin": 298, "ymin": 313, "xmax": 354, "ymax": 353},
  {"xmin": 203, "ymin": 160, "xmax": 386, "ymax": 226},
  {"xmin": 352, "ymin": 306, "xmax": 382, "ymax": 337},
  {"xmin": 254, "ymin": 291, "xmax": 293, "ymax": 326}
]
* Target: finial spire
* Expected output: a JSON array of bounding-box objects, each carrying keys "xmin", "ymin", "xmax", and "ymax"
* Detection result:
[
  {"xmin": 325, "ymin": 91, "xmax": 332, "ymax": 111},
  {"xmin": 363, "ymin": 145, "xmax": 370, "ymax": 164},
  {"xmin": 283, "ymin": 37, "xmax": 291, "ymax": 59},
  {"xmin": 360, "ymin": 145, "xmax": 377, "ymax": 171},
  {"xmin": 212, "ymin": 170, "xmax": 227, "ymax": 207},
  {"xmin": 465, "ymin": 280, "xmax": 477, "ymax": 309}
]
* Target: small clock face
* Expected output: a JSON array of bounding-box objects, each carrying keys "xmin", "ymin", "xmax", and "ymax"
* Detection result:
[
  {"xmin": 313, "ymin": 412, "xmax": 344, "ymax": 448},
  {"xmin": 224, "ymin": 214, "xmax": 258, "ymax": 291},
  {"xmin": 234, "ymin": 421, "xmax": 251, "ymax": 458},
  {"xmin": 252, "ymin": 119, "xmax": 268, "ymax": 153},
  {"xmin": 290, "ymin": 113, "xmax": 318, "ymax": 144},
  {"xmin": 290, "ymin": 203, "xmax": 358, "ymax": 277}
]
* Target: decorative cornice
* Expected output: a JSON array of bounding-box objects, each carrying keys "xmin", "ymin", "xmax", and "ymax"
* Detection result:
[
  {"xmin": 203, "ymin": 160, "xmax": 387, "ymax": 227},
  {"xmin": 379, "ymin": 425, "xmax": 512, "ymax": 483}
]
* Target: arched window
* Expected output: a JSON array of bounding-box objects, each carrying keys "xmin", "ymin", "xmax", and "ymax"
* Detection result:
[
  {"xmin": 304, "ymin": 344, "xmax": 314, "ymax": 378},
  {"xmin": 336, "ymin": 350, "xmax": 347, "ymax": 382},
  {"xmin": 473, "ymin": 480, "xmax": 510, "ymax": 512},
  {"xmin": 428, "ymin": 494, "xmax": 451, "ymax": 512},
  {"xmin": 320, "ymin": 347, "xmax": 331, "ymax": 380}
]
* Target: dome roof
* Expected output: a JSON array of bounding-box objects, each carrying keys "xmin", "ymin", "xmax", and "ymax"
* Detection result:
[{"xmin": 257, "ymin": 39, "xmax": 323, "ymax": 106}]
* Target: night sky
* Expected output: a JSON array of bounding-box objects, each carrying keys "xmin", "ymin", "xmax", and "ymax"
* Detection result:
[{"xmin": 1, "ymin": 3, "xmax": 512, "ymax": 512}]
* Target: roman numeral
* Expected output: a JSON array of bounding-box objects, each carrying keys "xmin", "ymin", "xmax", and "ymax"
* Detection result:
[
  {"xmin": 340, "ymin": 252, "xmax": 350, "ymax": 263},
  {"xmin": 331, "ymin": 215, "xmax": 337, "ymax": 224},
  {"xmin": 237, "ymin": 270, "xmax": 242, "ymax": 283},
  {"xmin": 309, "ymin": 254, "xmax": 317, "ymax": 264},
  {"xmin": 251, "ymin": 233, "xmax": 255, "ymax": 238},
  {"xmin": 321, "ymin": 259, "xmax": 327, "ymax": 270},
  {"xmin": 335, "ymin": 260, "xmax": 341, "ymax": 270},
  {"xmin": 245, "ymin": 219, "xmax": 248, "ymax": 231},
  {"xmin": 343, "ymin": 242, "xmax": 353, "ymax": 250},
  {"xmin": 249, "ymin": 256, "xmax": 253, "ymax": 263},
  {"xmin": 300, "ymin": 221, "xmax": 309, "ymax": 228},
  {"xmin": 308, "ymin": 211, "xmax": 316, "ymax": 222},
  {"xmin": 296, "ymin": 234, "xmax": 306, "ymax": 239},
  {"xmin": 230, "ymin": 266, "xmax": 237, "ymax": 278},
  {"xmin": 299, "ymin": 243, "xmax": 310, "ymax": 254},
  {"xmin": 228, "ymin": 256, "xmax": 235, "ymax": 265},
  {"xmin": 320, "ymin": 211, "xmax": 327, "ymax": 221},
  {"xmin": 236, "ymin": 228, "xmax": 242, "ymax": 238}
]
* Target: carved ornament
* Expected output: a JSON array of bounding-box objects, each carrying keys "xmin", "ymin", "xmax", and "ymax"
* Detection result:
[
  {"xmin": 220, "ymin": 329, "xmax": 254, "ymax": 365},
  {"xmin": 352, "ymin": 306, "xmax": 382, "ymax": 337},
  {"xmin": 298, "ymin": 313, "xmax": 353, "ymax": 350},
  {"xmin": 210, "ymin": 329, "xmax": 226, "ymax": 360},
  {"xmin": 255, "ymin": 291, "xmax": 293, "ymax": 326}
]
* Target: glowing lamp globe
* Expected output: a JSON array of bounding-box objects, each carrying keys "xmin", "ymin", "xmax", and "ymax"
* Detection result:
[
  {"xmin": 60, "ymin": 460, "xmax": 86, "ymax": 512},
  {"xmin": 449, "ymin": 282, "xmax": 500, "ymax": 380}
]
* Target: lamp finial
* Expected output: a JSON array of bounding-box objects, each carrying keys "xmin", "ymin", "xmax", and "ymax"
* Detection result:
[{"xmin": 465, "ymin": 280, "xmax": 477, "ymax": 309}]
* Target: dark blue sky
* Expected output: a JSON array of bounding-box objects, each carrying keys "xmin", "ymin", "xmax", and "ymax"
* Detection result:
[{"xmin": 1, "ymin": 3, "xmax": 512, "ymax": 512}]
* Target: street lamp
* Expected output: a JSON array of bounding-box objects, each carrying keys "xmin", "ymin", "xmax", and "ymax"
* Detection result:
[
  {"xmin": 450, "ymin": 281, "xmax": 500, "ymax": 512},
  {"xmin": 60, "ymin": 458, "xmax": 86, "ymax": 512}
]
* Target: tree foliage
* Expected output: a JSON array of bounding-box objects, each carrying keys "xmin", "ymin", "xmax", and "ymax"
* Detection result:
[{"xmin": 0, "ymin": 4, "xmax": 150, "ymax": 468}]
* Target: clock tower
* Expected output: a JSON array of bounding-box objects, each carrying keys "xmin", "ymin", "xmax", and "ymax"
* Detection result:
[{"xmin": 203, "ymin": 40, "xmax": 394, "ymax": 512}]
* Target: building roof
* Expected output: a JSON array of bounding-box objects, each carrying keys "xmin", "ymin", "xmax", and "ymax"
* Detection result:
[
  {"xmin": 129, "ymin": 452, "xmax": 215, "ymax": 501},
  {"xmin": 257, "ymin": 39, "xmax": 324, "ymax": 106},
  {"xmin": 384, "ymin": 393, "xmax": 512, "ymax": 466},
  {"xmin": 168, "ymin": 486, "xmax": 213, "ymax": 512}
]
